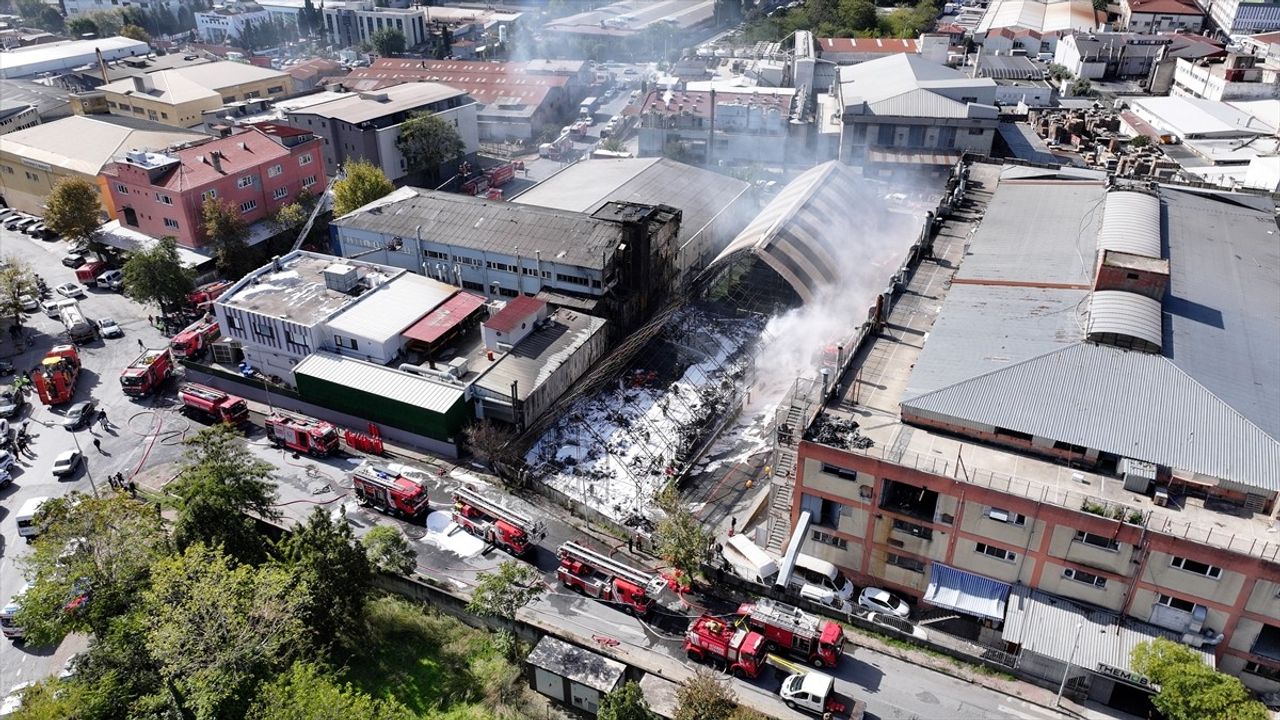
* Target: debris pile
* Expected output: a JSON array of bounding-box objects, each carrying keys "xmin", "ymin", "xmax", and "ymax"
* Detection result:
[{"xmin": 804, "ymin": 413, "xmax": 873, "ymax": 450}]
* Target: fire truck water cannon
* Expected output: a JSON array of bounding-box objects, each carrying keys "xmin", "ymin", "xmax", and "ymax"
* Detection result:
[
  {"xmin": 683, "ymin": 615, "xmax": 768, "ymax": 679},
  {"xmin": 177, "ymin": 383, "xmax": 249, "ymax": 425},
  {"xmin": 119, "ymin": 348, "xmax": 174, "ymax": 398},
  {"xmin": 555, "ymin": 541, "xmax": 666, "ymax": 616},
  {"xmin": 265, "ymin": 413, "xmax": 340, "ymax": 457},
  {"xmin": 736, "ymin": 598, "xmax": 846, "ymax": 669},
  {"xmin": 350, "ymin": 462, "xmax": 431, "ymax": 520},
  {"xmin": 452, "ymin": 486, "xmax": 545, "ymax": 557}
]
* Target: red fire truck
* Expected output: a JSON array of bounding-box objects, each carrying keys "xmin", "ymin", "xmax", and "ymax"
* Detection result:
[
  {"xmin": 350, "ymin": 462, "xmax": 431, "ymax": 520},
  {"xmin": 556, "ymin": 541, "xmax": 664, "ymax": 616},
  {"xmin": 178, "ymin": 383, "xmax": 249, "ymax": 425},
  {"xmin": 119, "ymin": 348, "xmax": 174, "ymax": 397},
  {"xmin": 33, "ymin": 345, "xmax": 81, "ymax": 405},
  {"xmin": 265, "ymin": 413, "xmax": 340, "ymax": 456},
  {"xmin": 170, "ymin": 317, "xmax": 220, "ymax": 359},
  {"xmin": 187, "ymin": 280, "xmax": 231, "ymax": 308},
  {"xmin": 736, "ymin": 598, "xmax": 846, "ymax": 668},
  {"xmin": 683, "ymin": 615, "xmax": 767, "ymax": 679},
  {"xmin": 452, "ymin": 486, "xmax": 544, "ymax": 557}
]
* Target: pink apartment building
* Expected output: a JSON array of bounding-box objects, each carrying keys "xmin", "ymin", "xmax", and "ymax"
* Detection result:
[{"xmin": 101, "ymin": 122, "xmax": 324, "ymax": 249}]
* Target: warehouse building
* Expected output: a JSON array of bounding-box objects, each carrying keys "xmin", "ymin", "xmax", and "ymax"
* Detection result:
[{"xmin": 0, "ymin": 36, "xmax": 150, "ymax": 79}]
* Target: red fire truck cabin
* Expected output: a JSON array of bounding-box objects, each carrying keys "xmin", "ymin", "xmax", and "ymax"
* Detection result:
[
  {"xmin": 178, "ymin": 383, "xmax": 249, "ymax": 425},
  {"xmin": 350, "ymin": 462, "xmax": 430, "ymax": 520},
  {"xmin": 265, "ymin": 413, "xmax": 340, "ymax": 456},
  {"xmin": 683, "ymin": 615, "xmax": 767, "ymax": 679},
  {"xmin": 452, "ymin": 486, "xmax": 544, "ymax": 557},
  {"xmin": 736, "ymin": 598, "xmax": 846, "ymax": 668},
  {"xmin": 119, "ymin": 348, "xmax": 174, "ymax": 397}
]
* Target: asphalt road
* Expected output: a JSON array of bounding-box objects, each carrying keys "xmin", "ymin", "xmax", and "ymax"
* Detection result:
[{"xmin": 0, "ymin": 225, "xmax": 187, "ymax": 695}]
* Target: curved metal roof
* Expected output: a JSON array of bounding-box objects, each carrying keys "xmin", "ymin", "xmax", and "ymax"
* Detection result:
[
  {"xmin": 1098, "ymin": 190, "xmax": 1161, "ymax": 258},
  {"xmin": 1087, "ymin": 289, "xmax": 1162, "ymax": 352}
]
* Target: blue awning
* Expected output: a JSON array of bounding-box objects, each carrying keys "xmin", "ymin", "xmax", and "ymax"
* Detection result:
[{"xmin": 924, "ymin": 564, "xmax": 1011, "ymax": 621}]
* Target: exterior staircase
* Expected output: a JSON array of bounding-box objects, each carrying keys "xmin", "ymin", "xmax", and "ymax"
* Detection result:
[{"xmin": 764, "ymin": 379, "xmax": 820, "ymax": 554}]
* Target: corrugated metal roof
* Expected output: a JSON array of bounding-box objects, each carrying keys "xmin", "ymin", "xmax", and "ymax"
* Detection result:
[
  {"xmin": 325, "ymin": 274, "xmax": 457, "ymax": 343},
  {"xmin": 293, "ymin": 351, "xmax": 464, "ymax": 414},
  {"xmin": 473, "ymin": 309, "xmax": 607, "ymax": 401},
  {"xmin": 1002, "ymin": 585, "xmax": 1214, "ymax": 673},
  {"xmin": 1086, "ymin": 290, "xmax": 1162, "ymax": 351},
  {"xmin": 403, "ymin": 291, "xmax": 486, "ymax": 344},
  {"xmin": 1097, "ymin": 191, "xmax": 1161, "ymax": 258},
  {"xmin": 837, "ymin": 54, "xmax": 997, "ymax": 117},
  {"xmin": 924, "ymin": 564, "xmax": 1010, "ymax": 620},
  {"xmin": 333, "ymin": 187, "xmax": 624, "ymax": 270},
  {"xmin": 526, "ymin": 636, "xmax": 625, "ymax": 693}
]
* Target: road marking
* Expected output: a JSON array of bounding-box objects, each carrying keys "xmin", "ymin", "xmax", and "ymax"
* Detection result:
[{"xmin": 997, "ymin": 702, "xmax": 1063, "ymax": 720}]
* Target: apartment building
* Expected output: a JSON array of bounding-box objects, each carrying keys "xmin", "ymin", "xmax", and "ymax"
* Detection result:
[
  {"xmin": 196, "ymin": 1, "xmax": 273, "ymax": 44},
  {"xmin": 100, "ymin": 123, "xmax": 323, "ymax": 249},
  {"xmin": 636, "ymin": 87, "xmax": 803, "ymax": 165},
  {"xmin": 98, "ymin": 61, "xmax": 295, "ymax": 128},
  {"xmin": 280, "ymin": 82, "xmax": 477, "ymax": 182},
  {"xmin": 1171, "ymin": 52, "xmax": 1280, "ymax": 100},
  {"xmin": 1053, "ymin": 33, "xmax": 1172, "ymax": 80},
  {"xmin": 1194, "ymin": 0, "xmax": 1280, "ymax": 35},
  {"xmin": 62, "ymin": 0, "xmax": 184, "ymax": 15},
  {"xmin": 777, "ymin": 163, "xmax": 1280, "ymax": 711},
  {"xmin": 1118, "ymin": 0, "xmax": 1205, "ymax": 32},
  {"xmin": 322, "ymin": 2, "xmax": 427, "ymax": 49}
]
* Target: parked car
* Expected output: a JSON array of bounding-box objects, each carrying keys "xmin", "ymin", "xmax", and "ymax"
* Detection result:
[
  {"xmin": 21, "ymin": 221, "xmax": 43, "ymax": 236},
  {"xmin": 0, "ymin": 469, "xmax": 11, "ymax": 490},
  {"xmin": 1, "ymin": 682, "xmax": 33, "ymax": 718},
  {"xmin": 96, "ymin": 269, "xmax": 124, "ymax": 291},
  {"xmin": 0, "ymin": 387, "xmax": 27, "ymax": 418},
  {"xmin": 62, "ymin": 400, "xmax": 96, "ymax": 429},
  {"xmin": 18, "ymin": 294, "xmax": 37, "ymax": 312},
  {"xmin": 866, "ymin": 612, "xmax": 929, "ymax": 641},
  {"xmin": 3, "ymin": 214, "xmax": 30, "ymax": 230},
  {"xmin": 55, "ymin": 282, "xmax": 86, "ymax": 298},
  {"xmin": 10, "ymin": 218, "xmax": 38, "ymax": 233},
  {"xmin": 0, "ymin": 209, "xmax": 17, "ymax": 221},
  {"xmin": 0, "ymin": 450, "xmax": 13, "ymax": 472},
  {"xmin": 61, "ymin": 253, "xmax": 86, "ymax": 268},
  {"xmin": 96, "ymin": 317, "xmax": 122, "ymax": 338},
  {"xmin": 35, "ymin": 225, "xmax": 58, "ymax": 241},
  {"xmin": 857, "ymin": 587, "xmax": 911, "ymax": 619},
  {"xmin": 52, "ymin": 450, "xmax": 82, "ymax": 476}
]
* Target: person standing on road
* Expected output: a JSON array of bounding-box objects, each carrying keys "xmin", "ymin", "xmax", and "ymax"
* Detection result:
[
  {"xmin": 137, "ymin": 338, "xmax": 145, "ymax": 350},
  {"xmin": 92, "ymin": 437, "xmax": 102, "ymax": 453},
  {"xmin": 98, "ymin": 409, "xmax": 109, "ymax": 429}
]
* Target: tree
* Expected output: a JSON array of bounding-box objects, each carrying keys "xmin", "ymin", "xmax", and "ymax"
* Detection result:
[
  {"xmin": 119, "ymin": 23, "xmax": 151, "ymax": 42},
  {"xmin": 67, "ymin": 16, "xmax": 99, "ymax": 37},
  {"xmin": 1093, "ymin": 0, "xmax": 1109, "ymax": 10},
  {"xmin": 395, "ymin": 112, "xmax": 465, "ymax": 176},
  {"xmin": 0, "ymin": 258, "xmax": 36, "ymax": 325},
  {"xmin": 653, "ymin": 487, "xmax": 708, "ymax": 587},
  {"xmin": 44, "ymin": 178, "xmax": 104, "ymax": 258},
  {"xmin": 16, "ymin": 494, "xmax": 171, "ymax": 646},
  {"xmin": 727, "ymin": 709, "xmax": 768, "ymax": 720},
  {"xmin": 85, "ymin": 9, "xmax": 126, "ymax": 37},
  {"xmin": 674, "ymin": 669, "xmax": 735, "ymax": 720},
  {"xmin": 146, "ymin": 544, "xmax": 309, "ymax": 720},
  {"xmin": 169, "ymin": 424, "xmax": 280, "ymax": 564},
  {"xmin": 370, "ymin": 27, "xmax": 406, "ymax": 56},
  {"xmin": 278, "ymin": 508, "xmax": 373, "ymax": 653},
  {"xmin": 269, "ymin": 200, "xmax": 309, "ymax": 235},
  {"xmin": 123, "ymin": 236, "xmax": 196, "ymax": 314},
  {"xmin": 362, "ymin": 526, "xmax": 416, "ymax": 576},
  {"xmin": 202, "ymin": 196, "xmax": 255, "ymax": 279},
  {"xmin": 1046, "ymin": 63, "xmax": 1073, "ymax": 81},
  {"xmin": 16, "ymin": 0, "xmax": 63, "ymax": 32},
  {"xmin": 599, "ymin": 680, "xmax": 655, "ymax": 720},
  {"xmin": 247, "ymin": 662, "xmax": 412, "ymax": 720},
  {"xmin": 1130, "ymin": 135, "xmax": 1151, "ymax": 148},
  {"xmin": 838, "ymin": 0, "xmax": 878, "ymax": 32},
  {"xmin": 332, "ymin": 159, "xmax": 394, "ymax": 217},
  {"xmin": 463, "ymin": 421, "xmax": 522, "ymax": 487},
  {"xmin": 1070, "ymin": 78, "xmax": 1093, "ymax": 96},
  {"xmin": 1131, "ymin": 638, "xmax": 1268, "ymax": 720},
  {"xmin": 467, "ymin": 560, "xmax": 544, "ymax": 623},
  {"xmin": 601, "ymin": 137, "xmax": 628, "ymax": 153}
]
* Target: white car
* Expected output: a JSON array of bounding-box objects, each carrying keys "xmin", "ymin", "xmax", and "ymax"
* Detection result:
[
  {"xmin": 0, "ymin": 449, "xmax": 12, "ymax": 472},
  {"xmin": 18, "ymin": 294, "xmax": 37, "ymax": 312},
  {"xmin": 97, "ymin": 317, "xmax": 123, "ymax": 338},
  {"xmin": 54, "ymin": 282, "xmax": 86, "ymax": 298},
  {"xmin": 0, "ymin": 682, "xmax": 32, "ymax": 718},
  {"xmin": 52, "ymin": 450, "xmax": 82, "ymax": 476},
  {"xmin": 857, "ymin": 587, "xmax": 911, "ymax": 619},
  {"xmin": 866, "ymin": 612, "xmax": 929, "ymax": 641}
]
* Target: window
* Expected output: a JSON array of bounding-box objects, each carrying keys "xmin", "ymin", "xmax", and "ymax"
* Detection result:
[
  {"xmin": 240, "ymin": 199, "xmax": 258, "ymax": 213},
  {"xmin": 975, "ymin": 542, "xmax": 1016, "ymax": 562},
  {"xmin": 886, "ymin": 553, "xmax": 925, "ymax": 573},
  {"xmin": 163, "ymin": 218, "xmax": 179, "ymax": 229},
  {"xmin": 122, "ymin": 207, "xmax": 138, "ymax": 226},
  {"xmin": 202, "ymin": 189, "xmax": 218, "ymax": 201},
  {"xmin": 1244, "ymin": 662, "xmax": 1280, "ymax": 682},
  {"xmin": 272, "ymin": 186, "xmax": 288, "ymax": 200},
  {"xmin": 226, "ymin": 315, "xmax": 243, "ymax": 331},
  {"xmin": 284, "ymin": 329, "xmax": 307, "ymax": 347},
  {"xmin": 115, "ymin": 183, "xmax": 128, "ymax": 194},
  {"xmin": 267, "ymin": 164, "xmax": 283, "ymax": 178},
  {"xmin": 967, "ymin": 128, "xmax": 985, "ymax": 135},
  {"xmin": 891, "ymin": 518, "xmax": 932, "ymax": 541},
  {"xmin": 1053, "ymin": 440, "xmax": 1088, "ymax": 454},
  {"xmin": 1157, "ymin": 594, "xmax": 1202, "ymax": 614},
  {"xmin": 1063, "ymin": 568, "xmax": 1107, "ymax": 588},
  {"xmin": 820, "ymin": 463, "xmax": 860, "ymax": 481},
  {"xmin": 425, "ymin": 250, "xmax": 448, "ymax": 260},
  {"xmin": 994, "ymin": 426, "xmax": 1034, "ymax": 443},
  {"xmin": 556, "ymin": 273, "xmax": 590, "ymax": 286},
  {"xmin": 497, "ymin": 287, "xmax": 518, "ymax": 298},
  {"xmin": 237, "ymin": 175, "xmax": 256, "ymax": 188},
  {"xmin": 462, "ymin": 280, "xmax": 484, "ymax": 291},
  {"xmin": 161, "ymin": 112, "xmax": 168, "ymax": 119},
  {"xmin": 1170, "ymin": 556, "xmax": 1222, "ymax": 579},
  {"xmin": 250, "ymin": 322, "xmax": 275, "ymax": 340},
  {"xmin": 987, "ymin": 508, "xmax": 1027, "ymax": 525},
  {"xmin": 156, "ymin": 193, "xmax": 173, "ymax": 205},
  {"xmin": 298, "ymin": 153, "xmax": 313, "ymax": 166},
  {"xmin": 302, "ymin": 175, "xmax": 317, "ymax": 188},
  {"xmin": 1073, "ymin": 531, "xmax": 1119, "ymax": 551},
  {"xmin": 334, "ymin": 335, "xmax": 359, "ymax": 350},
  {"xmin": 812, "ymin": 530, "xmax": 848, "ymax": 550},
  {"xmin": 268, "ymin": 85, "xmax": 284, "ymax": 94}
]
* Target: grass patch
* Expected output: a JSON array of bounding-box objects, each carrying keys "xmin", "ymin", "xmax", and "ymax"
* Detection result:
[{"xmin": 343, "ymin": 595, "xmax": 531, "ymax": 719}]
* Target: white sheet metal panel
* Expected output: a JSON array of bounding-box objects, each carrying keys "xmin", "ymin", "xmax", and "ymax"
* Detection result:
[
  {"xmin": 1086, "ymin": 290, "xmax": 1163, "ymax": 351},
  {"xmin": 1097, "ymin": 190, "xmax": 1161, "ymax": 258},
  {"xmin": 292, "ymin": 351, "xmax": 463, "ymax": 414}
]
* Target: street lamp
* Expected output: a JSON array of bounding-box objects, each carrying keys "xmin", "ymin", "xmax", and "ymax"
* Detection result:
[
  {"xmin": 1056, "ymin": 621, "xmax": 1084, "ymax": 707},
  {"xmin": 66, "ymin": 425, "xmax": 100, "ymax": 498}
]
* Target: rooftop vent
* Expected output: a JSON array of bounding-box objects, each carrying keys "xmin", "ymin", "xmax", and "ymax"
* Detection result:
[{"xmin": 322, "ymin": 263, "xmax": 360, "ymax": 293}]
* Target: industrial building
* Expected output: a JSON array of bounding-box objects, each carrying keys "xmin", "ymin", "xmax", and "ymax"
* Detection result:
[
  {"xmin": 1118, "ymin": 0, "xmax": 1205, "ymax": 33},
  {"xmin": 1194, "ymin": 0, "xmax": 1280, "ymax": 35},
  {"xmin": 975, "ymin": 0, "xmax": 1104, "ymax": 54},
  {"xmin": 635, "ymin": 87, "xmax": 806, "ymax": 166},
  {"xmin": 544, "ymin": 0, "xmax": 716, "ymax": 58},
  {"xmin": 774, "ymin": 163, "xmax": 1280, "ymax": 711},
  {"xmin": 331, "ymin": 188, "xmax": 681, "ymax": 337},
  {"xmin": 0, "ymin": 36, "xmax": 151, "ymax": 79},
  {"xmin": 97, "ymin": 61, "xmax": 295, "ymax": 128},
  {"xmin": 1120, "ymin": 95, "xmax": 1280, "ymax": 187},
  {"xmin": 511, "ymin": 157, "xmax": 755, "ymax": 275}
]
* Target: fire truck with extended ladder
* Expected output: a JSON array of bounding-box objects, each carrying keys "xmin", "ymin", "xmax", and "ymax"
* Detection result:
[
  {"xmin": 170, "ymin": 317, "xmax": 220, "ymax": 359},
  {"xmin": 555, "ymin": 541, "xmax": 666, "ymax": 616},
  {"xmin": 736, "ymin": 598, "xmax": 846, "ymax": 668},
  {"xmin": 451, "ymin": 486, "xmax": 544, "ymax": 557},
  {"xmin": 119, "ymin": 348, "xmax": 174, "ymax": 397},
  {"xmin": 265, "ymin": 413, "xmax": 340, "ymax": 456},
  {"xmin": 33, "ymin": 345, "xmax": 81, "ymax": 405},
  {"xmin": 683, "ymin": 615, "xmax": 768, "ymax": 679},
  {"xmin": 350, "ymin": 462, "xmax": 431, "ymax": 520},
  {"xmin": 178, "ymin": 383, "xmax": 249, "ymax": 425}
]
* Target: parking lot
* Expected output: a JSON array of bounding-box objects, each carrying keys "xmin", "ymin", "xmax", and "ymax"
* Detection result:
[{"xmin": 0, "ymin": 224, "xmax": 186, "ymax": 692}]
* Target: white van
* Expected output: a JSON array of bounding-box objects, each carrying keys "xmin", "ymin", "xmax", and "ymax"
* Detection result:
[
  {"xmin": 15, "ymin": 496, "xmax": 50, "ymax": 541},
  {"xmin": 795, "ymin": 554, "xmax": 856, "ymax": 600},
  {"xmin": 0, "ymin": 582, "xmax": 30, "ymax": 641},
  {"xmin": 722, "ymin": 534, "xmax": 779, "ymax": 584}
]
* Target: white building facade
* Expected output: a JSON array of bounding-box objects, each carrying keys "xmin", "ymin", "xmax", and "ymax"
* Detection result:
[{"xmin": 196, "ymin": 2, "xmax": 274, "ymax": 43}]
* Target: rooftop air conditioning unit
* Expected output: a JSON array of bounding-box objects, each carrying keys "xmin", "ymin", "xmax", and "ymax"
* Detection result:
[{"xmin": 322, "ymin": 263, "xmax": 360, "ymax": 293}]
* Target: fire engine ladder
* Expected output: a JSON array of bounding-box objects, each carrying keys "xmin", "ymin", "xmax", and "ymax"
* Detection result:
[
  {"xmin": 560, "ymin": 542, "xmax": 662, "ymax": 593},
  {"xmin": 181, "ymin": 384, "xmax": 225, "ymax": 403},
  {"xmin": 454, "ymin": 486, "xmax": 542, "ymax": 535},
  {"xmin": 750, "ymin": 600, "xmax": 820, "ymax": 638}
]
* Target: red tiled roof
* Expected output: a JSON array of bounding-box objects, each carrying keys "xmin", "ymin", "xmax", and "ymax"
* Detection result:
[
  {"xmin": 819, "ymin": 37, "xmax": 919, "ymax": 54},
  {"xmin": 104, "ymin": 127, "xmax": 296, "ymax": 190},
  {"xmin": 484, "ymin": 296, "xmax": 545, "ymax": 334},
  {"xmin": 1127, "ymin": 0, "xmax": 1203, "ymax": 13},
  {"xmin": 1247, "ymin": 30, "xmax": 1280, "ymax": 43},
  {"xmin": 403, "ymin": 292, "xmax": 486, "ymax": 344},
  {"xmin": 936, "ymin": 23, "xmax": 967, "ymax": 34},
  {"xmin": 247, "ymin": 121, "xmax": 313, "ymax": 138},
  {"xmin": 288, "ymin": 58, "xmax": 345, "ymax": 82}
]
